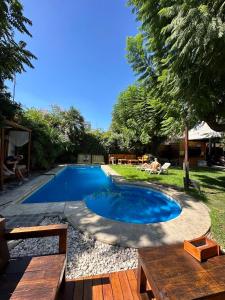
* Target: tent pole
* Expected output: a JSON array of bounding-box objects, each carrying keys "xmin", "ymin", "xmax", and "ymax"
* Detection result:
[{"xmin": 27, "ymin": 131, "xmax": 31, "ymax": 176}]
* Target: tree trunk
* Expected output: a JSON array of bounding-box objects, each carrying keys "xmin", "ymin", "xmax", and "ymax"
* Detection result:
[{"xmin": 183, "ymin": 125, "xmax": 190, "ymax": 190}]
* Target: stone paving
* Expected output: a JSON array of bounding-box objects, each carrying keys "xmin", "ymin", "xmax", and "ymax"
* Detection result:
[
  {"xmin": 0, "ymin": 165, "xmax": 64, "ymax": 211},
  {"xmin": 5, "ymin": 214, "xmax": 44, "ymax": 229},
  {"xmin": 0, "ymin": 164, "xmax": 211, "ymax": 248}
]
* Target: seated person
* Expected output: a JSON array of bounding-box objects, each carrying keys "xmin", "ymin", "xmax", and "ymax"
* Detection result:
[
  {"xmin": 3, "ymin": 163, "xmax": 14, "ymax": 176},
  {"xmin": 5, "ymin": 155, "xmax": 28, "ymax": 183},
  {"xmin": 149, "ymin": 158, "xmax": 161, "ymax": 171}
]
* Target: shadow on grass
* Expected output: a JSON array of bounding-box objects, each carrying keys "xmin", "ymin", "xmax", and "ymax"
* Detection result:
[
  {"xmin": 187, "ymin": 189, "xmax": 208, "ymax": 203},
  {"xmin": 123, "ymin": 174, "xmax": 161, "ymax": 182},
  {"xmin": 193, "ymin": 174, "xmax": 225, "ymax": 191}
]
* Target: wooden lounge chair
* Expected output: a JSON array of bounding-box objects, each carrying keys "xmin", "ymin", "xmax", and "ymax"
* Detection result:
[
  {"xmin": 0, "ymin": 218, "xmax": 67, "ymax": 300},
  {"xmin": 158, "ymin": 162, "xmax": 171, "ymax": 174}
]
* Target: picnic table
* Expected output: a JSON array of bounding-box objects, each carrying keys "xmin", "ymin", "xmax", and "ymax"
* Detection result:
[{"xmin": 138, "ymin": 243, "xmax": 225, "ymax": 299}]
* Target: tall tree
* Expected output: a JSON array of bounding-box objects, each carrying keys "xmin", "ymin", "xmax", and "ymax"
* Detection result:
[
  {"xmin": 128, "ymin": 0, "xmax": 225, "ymax": 131},
  {"xmin": 0, "ymin": 0, "xmax": 36, "ymax": 120},
  {"xmin": 111, "ymin": 85, "xmax": 165, "ymax": 153}
]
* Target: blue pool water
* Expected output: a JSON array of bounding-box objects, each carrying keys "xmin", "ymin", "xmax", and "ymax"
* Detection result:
[
  {"xmin": 23, "ymin": 166, "xmax": 111, "ymax": 203},
  {"xmin": 23, "ymin": 166, "xmax": 181, "ymax": 224}
]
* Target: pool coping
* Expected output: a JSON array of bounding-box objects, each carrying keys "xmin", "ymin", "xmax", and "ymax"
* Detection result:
[{"xmin": 0, "ymin": 164, "xmax": 211, "ymax": 248}]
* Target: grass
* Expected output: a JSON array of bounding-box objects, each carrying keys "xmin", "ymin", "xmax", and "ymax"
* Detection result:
[{"xmin": 111, "ymin": 165, "xmax": 225, "ymax": 248}]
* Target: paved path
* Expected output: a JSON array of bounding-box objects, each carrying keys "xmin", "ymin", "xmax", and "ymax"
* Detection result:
[{"xmin": 0, "ymin": 164, "xmax": 211, "ymax": 248}]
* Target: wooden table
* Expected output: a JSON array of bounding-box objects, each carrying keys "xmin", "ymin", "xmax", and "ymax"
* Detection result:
[
  {"xmin": 118, "ymin": 159, "xmax": 128, "ymax": 164},
  {"xmin": 137, "ymin": 244, "xmax": 225, "ymax": 300},
  {"xmin": 128, "ymin": 159, "xmax": 139, "ymax": 165}
]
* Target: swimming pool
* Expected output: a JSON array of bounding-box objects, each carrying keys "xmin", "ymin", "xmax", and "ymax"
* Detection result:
[
  {"xmin": 23, "ymin": 166, "xmax": 111, "ymax": 203},
  {"xmin": 23, "ymin": 166, "xmax": 181, "ymax": 224}
]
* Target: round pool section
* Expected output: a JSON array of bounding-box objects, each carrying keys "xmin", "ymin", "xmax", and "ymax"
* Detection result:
[{"xmin": 85, "ymin": 185, "xmax": 182, "ymax": 224}]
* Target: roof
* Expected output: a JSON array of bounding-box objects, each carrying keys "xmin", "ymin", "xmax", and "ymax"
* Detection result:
[
  {"xmin": 188, "ymin": 122, "xmax": 221, "ymax": 140},
  {"xmin": 3, "ymin": 120, "xmax": 31, "ymax": 132}
]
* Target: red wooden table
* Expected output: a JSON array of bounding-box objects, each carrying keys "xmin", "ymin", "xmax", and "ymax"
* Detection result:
[{"xmin": 138, "ymin": 244, "xmax": 225, "ymax": 300}]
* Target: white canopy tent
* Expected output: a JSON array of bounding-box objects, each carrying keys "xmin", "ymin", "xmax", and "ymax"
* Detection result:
[{"xmin": 188, "ymin": 122, "xmax": 222, "ymax": 141}]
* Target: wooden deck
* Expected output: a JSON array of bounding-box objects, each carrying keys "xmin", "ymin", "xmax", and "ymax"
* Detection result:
[{"xmin": 59, "ymin": 269, "xmax": 151, "ymax": 300}]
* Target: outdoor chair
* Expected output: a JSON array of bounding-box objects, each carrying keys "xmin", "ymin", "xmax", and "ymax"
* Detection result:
[
  {"xmin": 0, "ymin": 218, "xmax": 67, "ymax": 300},
  {"xmin": 136, "ymin": 163, "xmax": 151, "ymax": 171},
  {"xmin": 158, "ymin": 162, "xmax": 171, "ymax": 174},
  {"xmin": 77, "ymin": 154, "xmax": 91, "ymax": 164}
]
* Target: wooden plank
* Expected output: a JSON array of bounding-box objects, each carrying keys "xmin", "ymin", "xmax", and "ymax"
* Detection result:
[
  {"xmin": 126, "ymin": 270, "xmax": 140, "ymax": 300},
  {"xmin": 83, "ymin": 276, "xmax": 92, "ymax": 300},
  {"xmin": 5, "ymin": 224, "xmax": 68, "ymax": 254},
  {"xmin": 10, "ymin": 286, "xmax": 57, "ymax": 300},
  {"xmin": 137, "ymin": 260, "xmax": 147, "ymax": 295},
  {"xmin": 10, "ymin": 255, "xmax": 66, "ymax": 300},
  {"xmin": 0, "ymin": 218, "xmax": 10, "ymax": 271},
  {"xmin": 25, "ymin": 255, "xmax": 66, "ymax": 272},
  {"xmin": 92, "ymin": 274, "xmax": 103, "ymax": 300},
  {"xmin": 60, "ymin": 270, "xmax": 151, "ymax": 300},
  {"xmin": 110, "ymin": 272, "xmax": 124, "ymax": 300},
  {"xmin": 5, "ymin": 224, "xmax": 68, "ymax": 239},
  {"xmin": 58, "ymin": 280, "xmax": 75, "ymax": 300},
  {"xmin": 59, "ymin": 229, "xmax": 68, "ymax": 254},
  {"xmin": 132, "ymin": 269, "xmax": 154, "ymax": 300},
  {"xmin": 130, "ymin": 269, "xmax": 153, "ymax": 300},
  {"xmin": 118, "ymin": 270, "xmax": 134, "ymax": 300},
  {"xmin": 73, "ymin": 279, "xmax": 84, "ymax": 300},
  {"xmin": 101, "ymin": 273, "xmax": 114, "ymax": 300}
]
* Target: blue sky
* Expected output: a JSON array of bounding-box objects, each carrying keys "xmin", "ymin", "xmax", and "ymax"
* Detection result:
[{"xmin": 9, "ymin": 0, "xmax": 138, "ymax": 130}]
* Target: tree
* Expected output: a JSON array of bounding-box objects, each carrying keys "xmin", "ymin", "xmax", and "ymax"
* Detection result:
[
  {"xmin": 0, "ymin": 0, "xmax": 36, "ymax": 121},
  {"xmin": 111, "ymin": 85, "xmax": 165, "ymax": 153},
  {"xmin": 126, "ymin": 34, "xmax": 195, "ymax": 137},
  {"xmin": 128, "ymin": 0, "xmax": 225, "ymax": 131},
  {"xmin": 47, "ymin": 106, "xmax": 86, "ymax": 152},
  {"xmin": 0, "ymin": 0, "xmax": 36, "ymax": 83},
  {"xmin": 22, "ymin": 108, "xmax": 66, "ymax": 169},
  {"xmin": 0, "ymin": 87, "xmax": 22, "ymax": 123},
  {"xmin": 21, "ymin": 106, "xmax": 89, "ymax": 168}
]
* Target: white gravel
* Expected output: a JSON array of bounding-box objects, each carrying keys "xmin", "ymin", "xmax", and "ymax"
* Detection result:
[{"xmin": 9, "ymin": 216, "xmax": 138, "ymax": 279}]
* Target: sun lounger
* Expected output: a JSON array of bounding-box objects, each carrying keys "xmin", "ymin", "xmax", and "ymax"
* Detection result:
[
  {"xmin": 77, "ymin": 154, "xmax": 91, "ymax": 164},
  {"xmin": 145, "ymin": 167, "xmax": 159, "ymax": 174},
  {"xmin": 158, "ymin": 162, "xmax": 171, "ymax": 174},
  {"xmin": 136, "ymin": 163, "xmax": 151, "ymax": 171}
]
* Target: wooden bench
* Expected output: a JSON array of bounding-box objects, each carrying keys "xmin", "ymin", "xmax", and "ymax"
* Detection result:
[{"xmin": 0, "ymin": 218, "xmax": 68, "ymax": 300}]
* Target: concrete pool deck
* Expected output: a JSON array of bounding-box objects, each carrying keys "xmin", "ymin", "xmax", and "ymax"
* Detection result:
[{"xmin": 0, "ymin": 164, "xmax": 211, "ymax": 248}]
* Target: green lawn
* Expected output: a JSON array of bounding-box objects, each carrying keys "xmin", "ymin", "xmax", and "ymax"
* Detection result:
[{"xmin": 111, "ymin": 165, "xmax": 225, "ymax": 248}]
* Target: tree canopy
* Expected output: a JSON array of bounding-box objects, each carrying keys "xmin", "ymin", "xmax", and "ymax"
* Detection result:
[
  {"xmin": 0, "ymin": 0, "xmax": 36, "ymax": 83},
  {"xmin": 0, "ymin": 0, "xmax": 36, "ymax": 122},
  {"xmin": 127, "ymin": 0, "xmax": 225, "ymax": 131},
  {"xmin": 22, "ymin": 106, "xmax": 106, "ymax": 169},
  {"xmin": 111, "ymin": 85, "xmax": 165, "ymax": 153}
]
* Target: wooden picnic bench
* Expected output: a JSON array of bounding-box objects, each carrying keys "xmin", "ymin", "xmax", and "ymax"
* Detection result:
[{"xmin": 0, "ymin": 218, "xmax": 67, "ymax": 300}]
